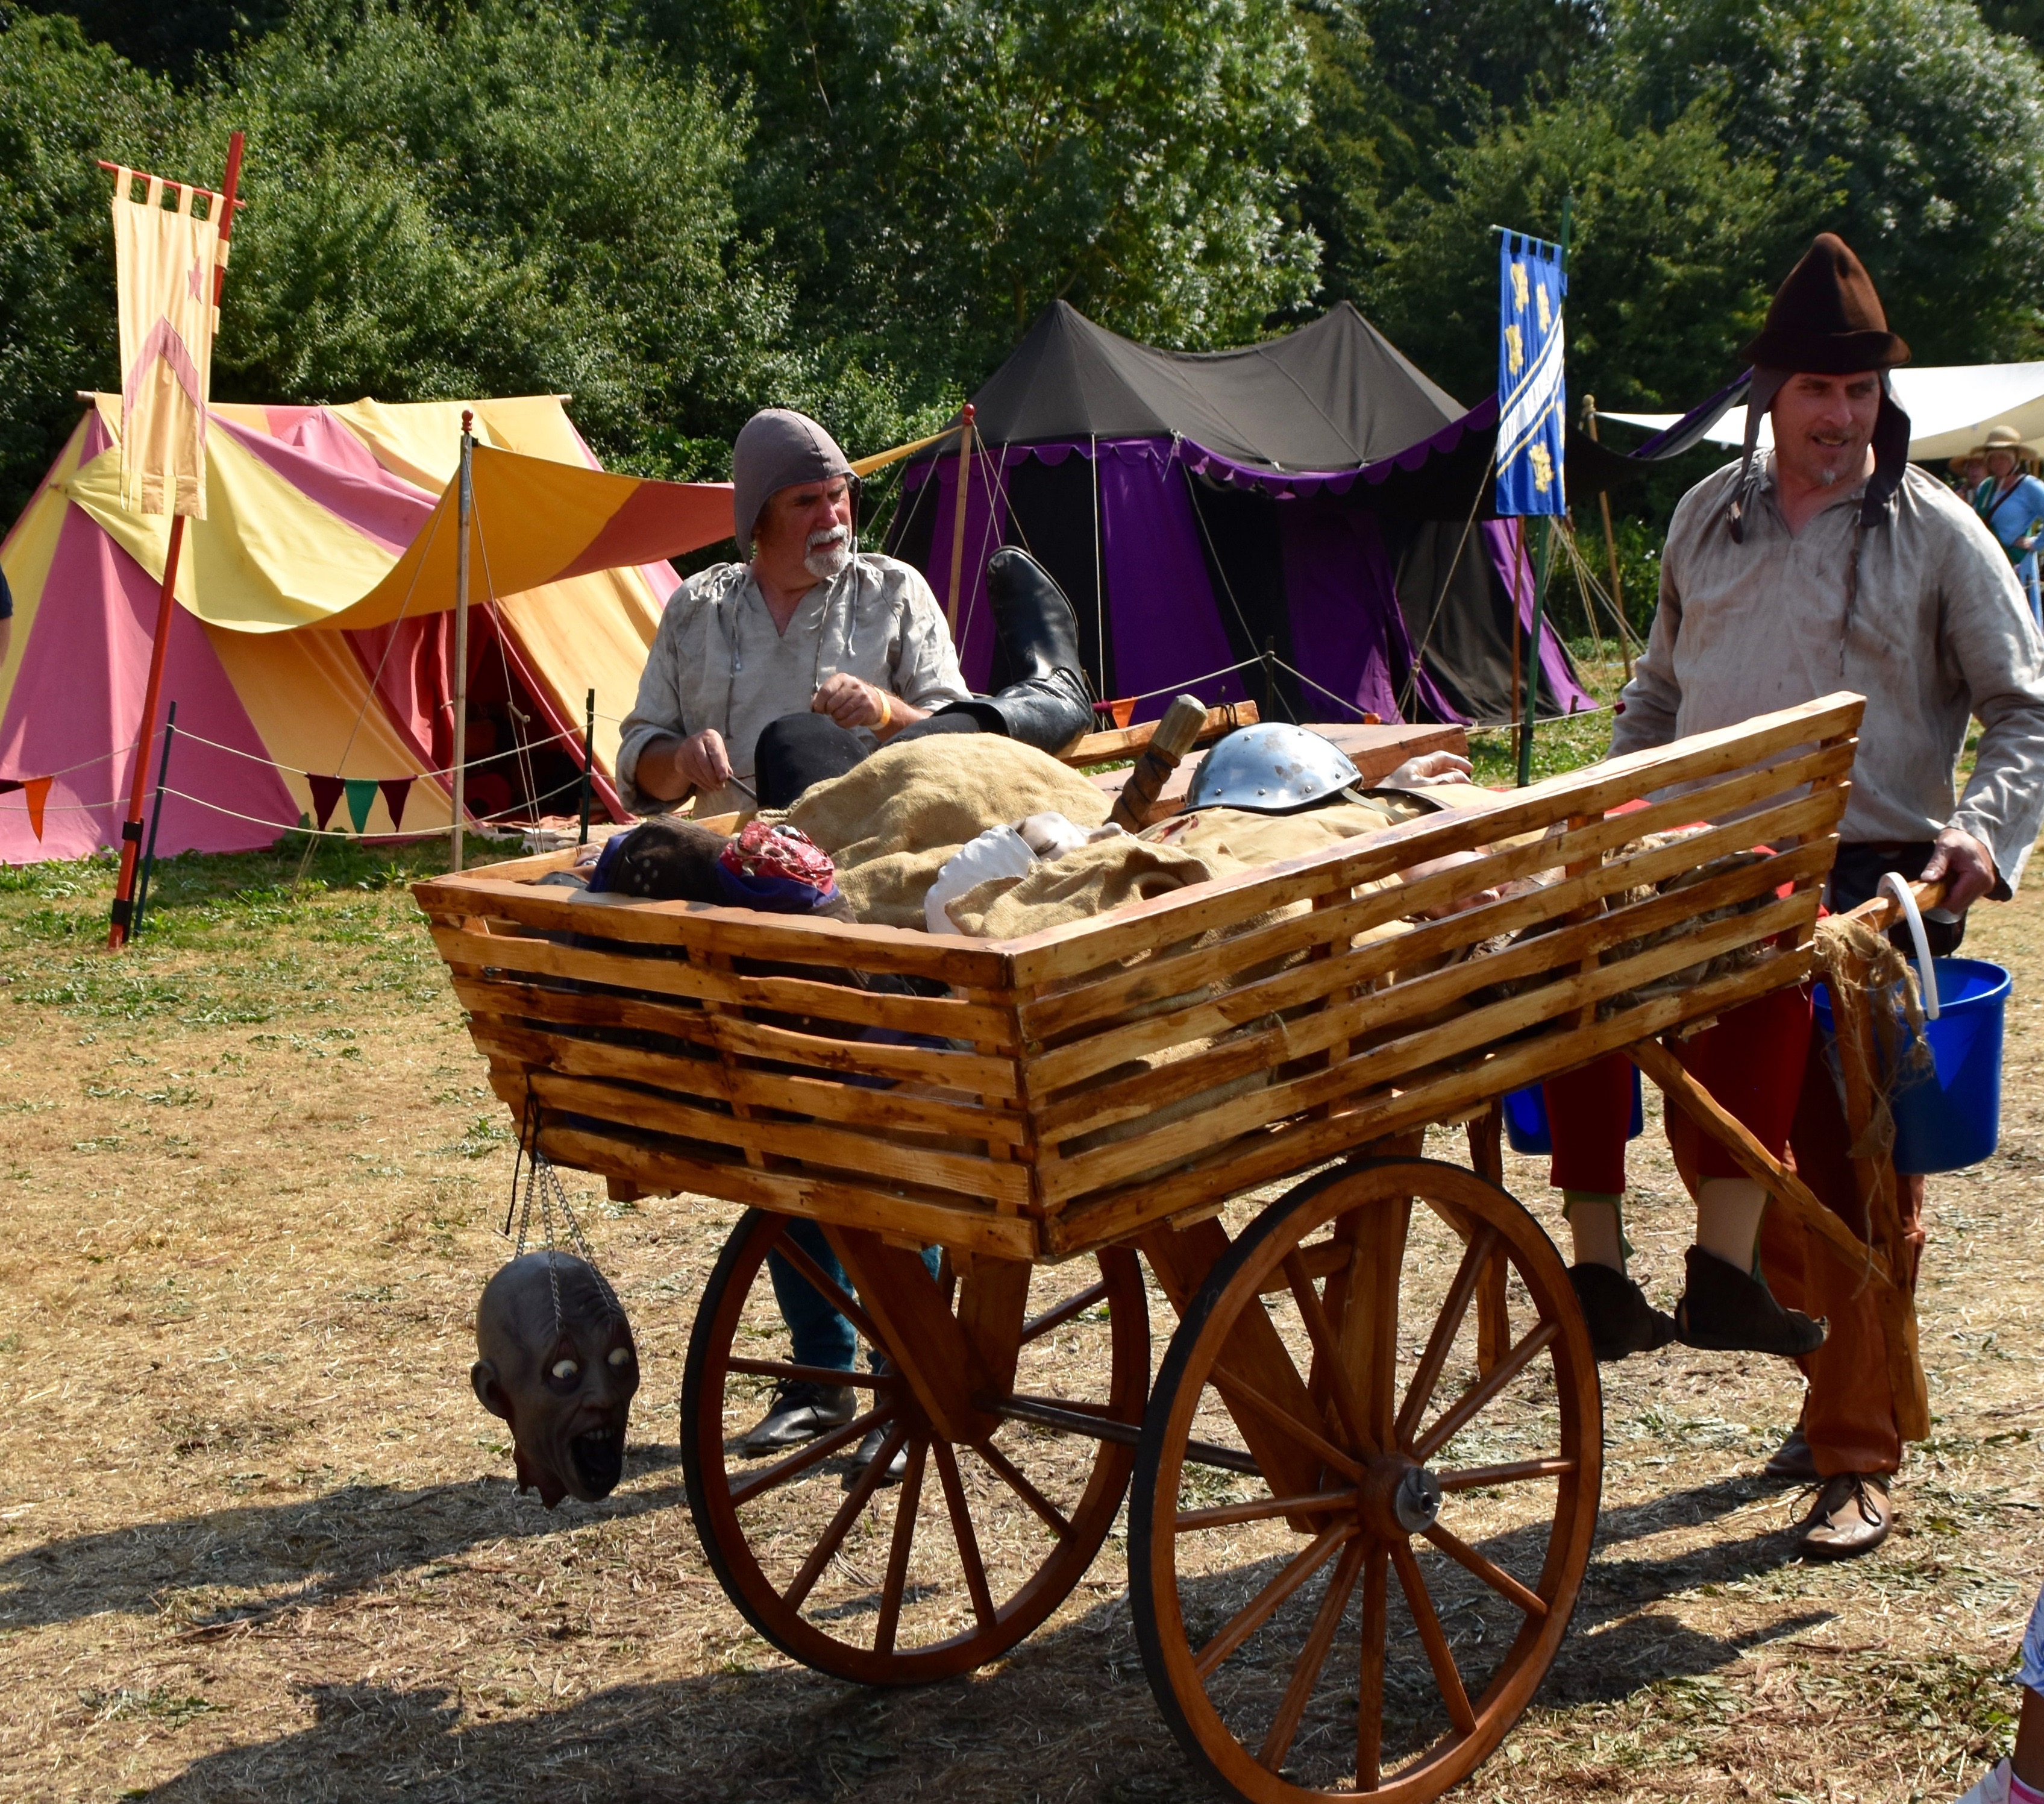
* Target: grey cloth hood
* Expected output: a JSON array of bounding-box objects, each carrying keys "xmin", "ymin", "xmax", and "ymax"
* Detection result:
[{"xmin": 730, "ymin": 409, "xmax": 855, "ymax": 550}]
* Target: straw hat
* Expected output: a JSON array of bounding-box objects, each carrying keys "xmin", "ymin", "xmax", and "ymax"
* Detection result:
[
  {"xmin": 1950, "ymin": 444, "xmax": 1991, "ymax": 475},
  {"xmin": 1982, "ymin": 423, "xmax": 2039, "ymax": 464}
]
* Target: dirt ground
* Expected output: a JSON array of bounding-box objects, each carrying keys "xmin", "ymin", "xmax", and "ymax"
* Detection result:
[{"xmin": 0, "ymin": 826, "xmax": 2037, "ymax": 1804}]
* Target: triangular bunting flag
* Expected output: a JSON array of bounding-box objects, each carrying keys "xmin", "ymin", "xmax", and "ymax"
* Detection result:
[
  {"xmin": 306, "ymin": 774, "xmax": 345, "ymax": 831},
  {"xmin": 1108, "ymin": 697, "xmax": 1135, "ymax": 729},
  {"xmin": 343, "ymin": 778, "xmax": 377, "ymax": 835},
  {"xmin": 378, "ymin": 778, "xmax": 412, "ymax": 833},
  {"xmin": 23, "ymin": 778, "xmax": 49, "ymax": 841}
]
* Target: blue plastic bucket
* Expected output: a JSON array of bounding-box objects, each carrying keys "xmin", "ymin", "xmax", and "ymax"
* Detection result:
[
  {"xmin": 1503, "ymin": 1065, "xmax": 1644, "ymax": 1157},
  {"xmin": 1811, "ymin": 957, "xmax": 2011, "ymax": 1174}
]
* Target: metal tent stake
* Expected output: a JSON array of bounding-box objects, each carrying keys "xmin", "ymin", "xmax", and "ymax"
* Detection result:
[
  {"xmin": 130, "ymin": 699, "xmax": 178, "ymax": 940},
  {"xmin": 578, "ymin": 687, "xmax": 595, "ymax": 846},
  {"xmin": 450, "ymin": 412, "xmax": 474, "ymax": 873}
]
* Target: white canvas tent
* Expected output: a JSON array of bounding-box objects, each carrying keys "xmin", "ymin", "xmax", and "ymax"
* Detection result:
[{"xmin": 1599, "ymin": 362, "xmax": 2044, "ymax": 461}]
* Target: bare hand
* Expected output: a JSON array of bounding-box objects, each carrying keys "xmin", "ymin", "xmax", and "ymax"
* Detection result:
[
  {"xmin": 2021, "ymin": 536, "xmax": 2038, "ymax": 552},
  {"xmin": 1384, "ymin": 750, "xmax": 1475, "ymax": 788},
  {"xmin": 670, "ymin": 728, "xmax": 731, "ymax": 796},
  {"xmin": 812, "ymin": 673, "xmax": 889, "ymax": 731},
  {"xmin": 1920, "ymin": 825, "xmax": 1997, "ymax": 913}
]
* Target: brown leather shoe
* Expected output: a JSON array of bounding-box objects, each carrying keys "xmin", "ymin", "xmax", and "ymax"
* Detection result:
[
  {"xmin": 1764, "ymin": 1423, "xmax": 1818, "ymax": 1481},
  {"xmin": 1796, "ymin": 1471, "xmax": 1891, "ymax": 1559}
]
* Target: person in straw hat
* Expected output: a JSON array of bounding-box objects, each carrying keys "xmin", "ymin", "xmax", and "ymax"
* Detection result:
[
  {"xmin": 1544, "ymin": 232, "xmax": 2044, "ymax": 1558},
  {"xmin": 1973, "ymin": 422, "xmax": 2044, "ymax": 627},
  {"xmin": 1949, "ymin": 444, "xmax": 1990, "ymax": 497}
]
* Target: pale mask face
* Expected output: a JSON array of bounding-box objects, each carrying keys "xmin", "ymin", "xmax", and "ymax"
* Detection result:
[{"xmin": 471, "ymin": 1253, "xmax": 639, "ymax": 1507}]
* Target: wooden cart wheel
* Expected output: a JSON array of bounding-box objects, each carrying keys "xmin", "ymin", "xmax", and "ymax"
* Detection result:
[
  {"xmin": 1129, "ymin": 1158, "xmax": 1601, "ymax": 1801},
  {"xmin": 682, "ymin": 1209, "xmax": 1149, "ymax": 1685}
]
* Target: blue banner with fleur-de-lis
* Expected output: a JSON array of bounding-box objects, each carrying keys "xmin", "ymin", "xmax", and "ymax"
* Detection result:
[{"xmin": 1495, "ymin": 231, "xmax": 1567, "ymax": 516}]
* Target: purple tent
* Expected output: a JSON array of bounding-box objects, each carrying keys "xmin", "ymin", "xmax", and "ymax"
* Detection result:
[{"xmin": 886, "ymin": 301, "xmax": 1592, "ymax": 727}]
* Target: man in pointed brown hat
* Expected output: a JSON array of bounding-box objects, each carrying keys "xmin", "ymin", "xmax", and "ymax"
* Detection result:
[{"xmin": 1567, "ymin": 233, "xmax": 2044, "ymax": 1557}]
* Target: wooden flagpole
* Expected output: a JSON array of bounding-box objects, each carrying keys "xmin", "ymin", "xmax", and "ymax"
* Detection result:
[
  {"xmin": 945, "ymin": 402, "xmax": 976, "ymax": 635},
  {"xmin": 451, "ymin": 411, "xmax": 475, "ymax": 873},
  {"xmin": 108, "ymin": 130, "xmax": 244, "ymax": 950}
]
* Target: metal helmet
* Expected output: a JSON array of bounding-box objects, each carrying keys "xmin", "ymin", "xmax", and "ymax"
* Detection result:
[{"xmin": 1183, "ymin": 723, "xmax": 1363, "ymax": 814}]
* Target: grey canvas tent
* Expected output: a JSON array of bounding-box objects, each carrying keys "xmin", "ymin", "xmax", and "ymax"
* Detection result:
[{"xmin": 885, "ymin": 300, "xmax": 1590, "ymax": 725}]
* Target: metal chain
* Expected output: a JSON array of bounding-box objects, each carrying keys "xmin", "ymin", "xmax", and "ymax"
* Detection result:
[{"xmin": 505, "ymin": 1095, "xmax": 624, "ymax": 1328}]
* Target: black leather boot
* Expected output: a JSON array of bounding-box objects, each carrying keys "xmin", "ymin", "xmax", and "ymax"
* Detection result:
[
  {"xmin": 1568, "ymin": 1263, "xmax": 1678, "ymax": 1362},
  {"xmin": 936, "ymin": 547, "xmax": 1096, "ymax": 753}
]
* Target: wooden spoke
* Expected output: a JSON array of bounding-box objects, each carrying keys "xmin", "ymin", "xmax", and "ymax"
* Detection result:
[
  {"xmin": 1209, "ymin": 1366, "xmax": 1364, "ymax": 1482},
  {"xmin": 1174, "ymin": 1488, "xmax": 1358, "ymax": 1534},
  {"xmin": 1393, "ymin": 1225, "xmax": 1499, "ymax": 1450},
  {"xmin": 771, "ymin": 1229, "xmax": 884, "ymax": 1349},
  {"xmin": 1356, "ymin": 1541, "xmax": 1389, "ymax": 1792},
  {"xmin": 1422, "ymin": 1522, "xmax": 1548, "ymax": 1618},
  {"xmin": 932, "ymin": 1438, "xmax": 997, "ymax": 1630},
  {"xmin": 729, "ymin": 1403, "xmax": 892, "ymax": 1506},
  {"xmin": 1282, "ymin": 1248, "xmax": 1370, "ymax": 1454},
  {"xmin": 974, "ymin": 1438, "xmax": 1073, "ymax": 1538},
  {"xmin": 1411, "ymin": 1320, "xmax": 1559, "ymax": 1465},
  {"xmin": 1259, "ymin": 1536, "xmax": 1367, "ymax": 1773},
  {"xmin": 783, "ymin": 1422, "xmax": 909, "ymax": 1611},
  {"xmin": 1390, "ymin": 1539, "xmax": 1476, "ymax": 1736},
  {"xmin": 1435, "ymin": 1456, "xmax": 1576, "ymax": 1493},
  {"xmin": 1194, "ymin": 1520, "xmax": 1356, "ymax": 1682},
  {"xmin": 873, "ymin": 1436, "xmax": 929, "ymax": 1656},
  {"xmin": 1020, "ymin": 1280, "xmax": 1110, "ymax": 1344},
  {"xmin": 1335, "ymin": 1195, "xmax": 1411, "ymax": 1455},
  {"xmin": 727, "ymin": 1357, "xmax": 895, "ymax": 1390}
]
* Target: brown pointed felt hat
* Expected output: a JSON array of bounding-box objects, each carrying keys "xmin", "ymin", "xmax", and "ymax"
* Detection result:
[{"xmin": 1740, "ymin": 233, "xmax": 1910, "ymax": 372}]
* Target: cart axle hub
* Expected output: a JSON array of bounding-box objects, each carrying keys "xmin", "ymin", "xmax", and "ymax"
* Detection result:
[{"xmin": 1395, "ymin": 1464, "xmax": 1443, "ymax": 1533}]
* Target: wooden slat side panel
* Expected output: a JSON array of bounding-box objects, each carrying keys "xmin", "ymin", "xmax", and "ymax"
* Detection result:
[
  {"xmin": 527, "ymin": 1070, "xmax": 1033, "ymax": 1208},
  {"xmin": 415, "ymin": 873, "xmax": 1015, "ymax": 986},
  {"xmin": 430, "ymin": 925, "xmax": 1018, "ymax": 1046},
  {"xmin": 537, "ymin": 1124, "xmax": 1041, "ymax": 1261},
  {"xmin": 1023, "ymin": 798, "xmax": 1842, "ymax": 1096},
  {"xmin": 471, "ymin": 1017, "xmax": 1027, "ymax": 1146},
  {"xmin": 1013, "ymin": 739, "xmax": 1852, "ymax": 1023},
  {"xmin": 1033, "ymin": 881, "xmax": 1819, "ymax": 1206},
  {"xmin": 1041, "ymin": 950, "xmax": 1807, "ymax": 1255},
  {"xmin": 1002, "ymin": 694, "xmax": 1861, "ymax": 985}
]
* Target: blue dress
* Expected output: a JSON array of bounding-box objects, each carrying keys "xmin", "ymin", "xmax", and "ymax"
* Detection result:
[{"xmin": 1973, "ymin": 473, "xmax": 2044, "ymax": 624}]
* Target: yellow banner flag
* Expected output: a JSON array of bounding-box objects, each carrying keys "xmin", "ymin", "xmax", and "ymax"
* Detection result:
[{"xmin": 111, "ymin": 169, "xmax": 221, "ymax": 518}]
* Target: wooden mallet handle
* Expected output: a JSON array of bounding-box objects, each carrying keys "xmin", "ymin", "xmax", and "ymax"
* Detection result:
[{"xmin": 1109, "ymin": 694, "xmax": 1208, "ymax": 831}]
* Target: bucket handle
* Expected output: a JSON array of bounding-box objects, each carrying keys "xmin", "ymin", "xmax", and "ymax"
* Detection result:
[{"xmin": 1878, "ymin": 871, "xmax": 1940, "ymax": 1022}]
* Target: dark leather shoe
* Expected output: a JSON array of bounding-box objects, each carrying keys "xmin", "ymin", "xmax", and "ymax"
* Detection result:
[
  {"xmin": 935, "ymin": 548, "xmax": 1096, "ymax": 753},
  {"xmin": 1796, "ymin": 1471, "xmax": 1891, "ymax": 1558},
  {"xmin": 850, "ymin": 1422, "xmax": 908, "ymax": 1486},
  {"xmin": 738, "ymin": 1380, "xmax": 856, "ymax": 1455},
  {"xmin": 1764, "ymin": 1422, "xmax": 1819, "ymax": 1481},
  {"xmin": 1673, "ymin": 1246, "xmax": 1826, "ymax": 1356},
  {"xmin": 1568, "ymin": 1262, "xmax": 1677, "ymax": 1362}
]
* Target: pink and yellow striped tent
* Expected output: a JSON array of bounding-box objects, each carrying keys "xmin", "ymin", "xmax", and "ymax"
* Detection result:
[{"xmin": 0, "ymin": 394, "xmax": 733, "ymax": 861}]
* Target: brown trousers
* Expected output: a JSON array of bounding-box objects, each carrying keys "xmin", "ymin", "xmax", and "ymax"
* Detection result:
[{"xmin": 1761, "ymin": 1032, "xmax": 1925, "ymax": 1477}]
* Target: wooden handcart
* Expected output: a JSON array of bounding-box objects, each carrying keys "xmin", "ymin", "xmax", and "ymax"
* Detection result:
[{"xmin": 417, "ymin": 691, "xmax": 1922, "ymax": 1802}]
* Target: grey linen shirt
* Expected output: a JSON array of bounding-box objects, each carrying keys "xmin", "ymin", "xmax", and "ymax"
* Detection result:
[
  {"xmin": 615, "ymin": 552, "xmax": 971, "ymax": 817},
  {"xmin": 1612, "ymin": 455, "xmax": 2044, "ymax": 894}
]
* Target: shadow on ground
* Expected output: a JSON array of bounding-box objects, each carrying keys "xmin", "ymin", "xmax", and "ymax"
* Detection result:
[{"xmin": 108, "ymin": 1465, "xmax": 1834, "ymax": 1802}]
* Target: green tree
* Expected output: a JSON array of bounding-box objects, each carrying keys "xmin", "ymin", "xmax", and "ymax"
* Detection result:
[
  {"xmin": 0, "ymin": 11, "xmax": 174, "ymax": 520},
  {"xmin": 638, "ymin": 0, "xmax": 1321, "ymax": 390},
  {"xmin": 1358, "ymin": 95, "xmax": 1798, "ymax": 411},
  {"xmin": 1608, "ymin": 0, "xmax": 2044, "ymax": 362}
]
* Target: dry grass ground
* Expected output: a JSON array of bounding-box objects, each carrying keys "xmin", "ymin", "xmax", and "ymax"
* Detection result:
[{"xmin": 0, "ymin": 811, "xmax": 2037, "ymax": 1804}]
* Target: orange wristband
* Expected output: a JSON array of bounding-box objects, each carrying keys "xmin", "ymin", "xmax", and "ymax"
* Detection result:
[{"xmin": 876, "ymin": 691, "xmax": 893, "ymax": 732}]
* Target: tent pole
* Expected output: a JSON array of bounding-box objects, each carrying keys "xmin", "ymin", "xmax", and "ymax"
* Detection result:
[
  {"xmin": 451, "ymin": 411, "xmax": 474, "ymax": 873},
  {"xmin": 108, "ymin": 128, "xmax": 244, "ymax": 951},
  {"xmin": 945, "ymin": 402, "xmax": 976, "ymax": 636},
  {"xmin": 1517, "ymin": 193, "xmax": 1572, "ymax": 788},
  {"xmin": 1509, "ymin": 520, "xmax": 1527, "ymax": 770},
  {"xmin": 1583, "ymin": 395, "xmax": 1631, "ymax": 679}
]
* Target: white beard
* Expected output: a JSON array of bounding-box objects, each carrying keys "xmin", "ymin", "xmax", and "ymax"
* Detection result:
[{"xmin": 803, "ymin": 526, "xmax": 853, "ymax": 582}]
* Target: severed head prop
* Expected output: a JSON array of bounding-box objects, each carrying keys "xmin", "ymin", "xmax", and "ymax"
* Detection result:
[{"xmin": 472, "ymin": 1251, "xmax": 639, "ymax": 1508}]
